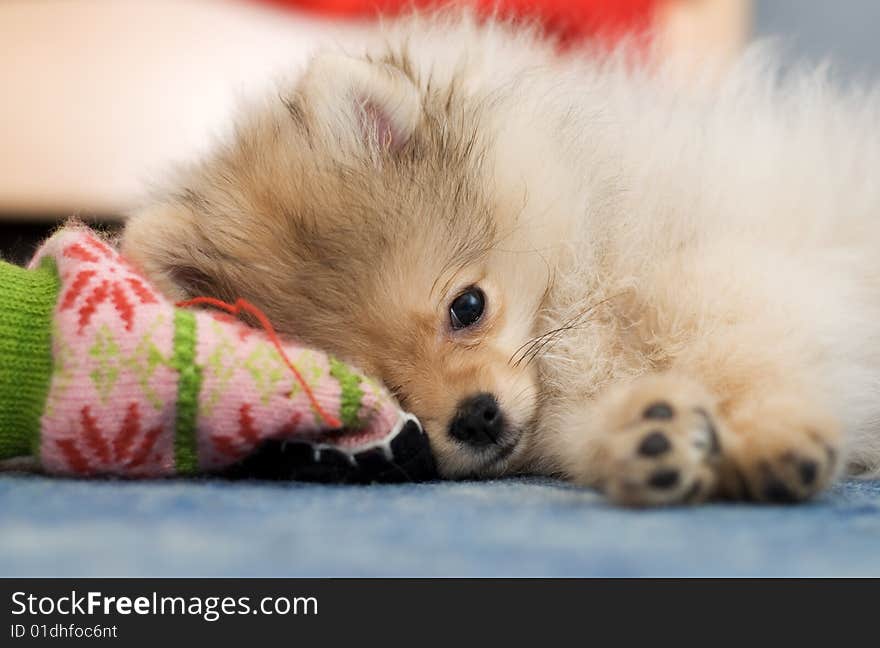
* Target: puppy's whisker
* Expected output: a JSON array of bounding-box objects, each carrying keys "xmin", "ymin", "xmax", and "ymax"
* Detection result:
[
  {"xmin": 510, "ymin": 321, "xmax": 566, "ymax": 367},
  {"xmin": 510, "ymin": 306, "xmax": 593, "ymax": 367},
  {"xmin": 511, "ymin": 324, "xmax": 570, "ymax": 368},
  {"xmin": 507, "ymin": 281, "xmax": 578, "ymax": 368},
  {"xmin": 524, "ymin": 293, "xmax": 625, "ymax": 364},
  {"xmin": 509, "ymin": 293, "xmax": 622, "ymax": 368},
  {"xmin": 520, "ymin": 328, "xmax": 574, "ymax": 370}
]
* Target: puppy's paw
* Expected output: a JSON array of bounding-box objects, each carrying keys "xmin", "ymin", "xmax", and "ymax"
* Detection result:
[
  {"xmin": 595, "ymin": 376, "xmax": 724, "ymax": 507},
  {"xmin": 719, "ymin": 402, "xmax": 841, "ymax": 503}
]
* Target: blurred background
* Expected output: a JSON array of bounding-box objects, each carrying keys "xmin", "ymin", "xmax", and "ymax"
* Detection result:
[{"xmin": 1, "ymin": 0, "xmax": 878, "ymax": 263}]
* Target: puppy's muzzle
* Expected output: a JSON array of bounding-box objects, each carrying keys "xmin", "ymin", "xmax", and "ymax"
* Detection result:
[{"xmin": 448, "ymin": 392, "xmax": 505, "ymax": 448}]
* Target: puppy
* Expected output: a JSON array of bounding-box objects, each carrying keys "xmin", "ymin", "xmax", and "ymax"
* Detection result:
[{"xmin": 122, "ymin": 12, "xmax": 880, "ymax": 505}]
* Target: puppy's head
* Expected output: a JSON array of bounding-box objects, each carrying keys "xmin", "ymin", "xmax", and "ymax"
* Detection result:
[{"xmin": 123, "ymin": 51, "xmax": 554, "ymax": 477}]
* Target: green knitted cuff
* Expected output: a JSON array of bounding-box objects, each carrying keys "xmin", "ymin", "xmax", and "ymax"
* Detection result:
[{"xmin": 0, "ymin": 258, "xmax": 59, "ymax": 460}]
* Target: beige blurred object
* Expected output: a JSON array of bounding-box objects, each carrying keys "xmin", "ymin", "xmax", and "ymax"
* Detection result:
[
  {"xmin": 0, "ymin": 0, "xmax": 751, "ymax": 220},
  {"xmin": 656, "ymin": 0, "xmax": 753, "ymax": 75},
  {"xmin": 0, "ymin": 0, "xmax": 367, "ymax": 219}
]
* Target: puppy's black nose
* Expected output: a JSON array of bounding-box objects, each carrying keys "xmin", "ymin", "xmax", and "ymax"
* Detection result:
[{"xmin": 449, "ymin": 393, "xmax": 504, "ymax": 447}]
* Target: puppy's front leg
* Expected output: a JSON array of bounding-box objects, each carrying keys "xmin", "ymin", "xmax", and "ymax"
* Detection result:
[
  {"xmin": 551, "ymin": 372, "xmax": 841, "ymax": 506},
  {"xmin": 551, "ymin": 374, "xmax": 726, "ymax": 506}
]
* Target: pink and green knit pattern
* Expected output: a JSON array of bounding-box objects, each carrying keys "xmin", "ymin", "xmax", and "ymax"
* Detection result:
[{"xmin": 0, "ymin": 226, "xmax": 415, "ymax": 477}]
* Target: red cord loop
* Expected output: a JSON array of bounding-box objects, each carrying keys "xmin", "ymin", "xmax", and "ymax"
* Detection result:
[{"xmin": 176, "ymin": 296, "xmax": 342, "ymax": 428}]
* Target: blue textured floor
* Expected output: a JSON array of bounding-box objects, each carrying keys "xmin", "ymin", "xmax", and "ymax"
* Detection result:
[{"xmin": 1, "ymin": 474, "xmax": 879, "ymax": 577}]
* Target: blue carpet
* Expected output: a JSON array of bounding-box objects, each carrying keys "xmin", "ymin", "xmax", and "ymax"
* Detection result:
[{"xmin": 1, "ymin": 474, "xmax": 878, "ymax": 577}]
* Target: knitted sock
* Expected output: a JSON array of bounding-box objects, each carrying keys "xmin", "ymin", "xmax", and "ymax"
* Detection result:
[
  {"xmin": 0, "ymin": 258, "xmax": 58, "ymax": 459},
  {"xmin": 0, "ymin": 226, "xmax": 430, "ymax": 479}
]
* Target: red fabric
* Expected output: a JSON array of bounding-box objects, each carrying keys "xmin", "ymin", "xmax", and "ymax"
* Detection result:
[{"xmin": 256, "ymin": 0, "xmax": 658, "ymax": 45}]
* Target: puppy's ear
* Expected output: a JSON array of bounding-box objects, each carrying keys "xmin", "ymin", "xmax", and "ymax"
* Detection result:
[
  {"xmin": 298, "ymin": 53, "xmax": 422, "ymax": 152},
  {"xmin": 120, "ymin": 203, "xmax": 236, "ymax": 303}
]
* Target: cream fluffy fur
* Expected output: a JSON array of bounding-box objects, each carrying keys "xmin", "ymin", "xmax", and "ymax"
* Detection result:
[{"xmin": 123, "ymin": 12, "xmax": 880, "ymax": 505}]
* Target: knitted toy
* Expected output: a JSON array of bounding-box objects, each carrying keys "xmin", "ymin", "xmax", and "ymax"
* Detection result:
[{"xmin": 0, "ymin": 226, "xmax": 435, "ymax": 482}]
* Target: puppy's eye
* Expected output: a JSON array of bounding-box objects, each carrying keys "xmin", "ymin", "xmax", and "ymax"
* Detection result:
[{"xmin": 450, "ymin": 288, "xmax": 485, "ymax": 330}]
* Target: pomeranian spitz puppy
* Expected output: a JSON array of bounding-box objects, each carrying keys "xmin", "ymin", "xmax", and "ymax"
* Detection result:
[{"xmin": 122, "ymin": 11, "xmax": 880, "ymax": 505}]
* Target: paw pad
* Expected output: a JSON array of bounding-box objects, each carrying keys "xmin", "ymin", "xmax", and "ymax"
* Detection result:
[
  {"xmin": 761, "ymin": 477, "xmax": 797, "ymax": 503},
  {"xmin": 600, "ymin": 385, "xmax": 726, "ymax": 506},
  {"xmin": 648, "ymin": 469, "xmax": 680, "ymax": 489},
  {"xmin": 638, "ymin": 431, "xmax": 671, "ymax": 457},
  {"xmin": 643, "ymin": 401, "xmax": 675, "ymax": 420},
  {"xmin": 798, "ymin": 460, "xmax": 818, "ymax": 486}
]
